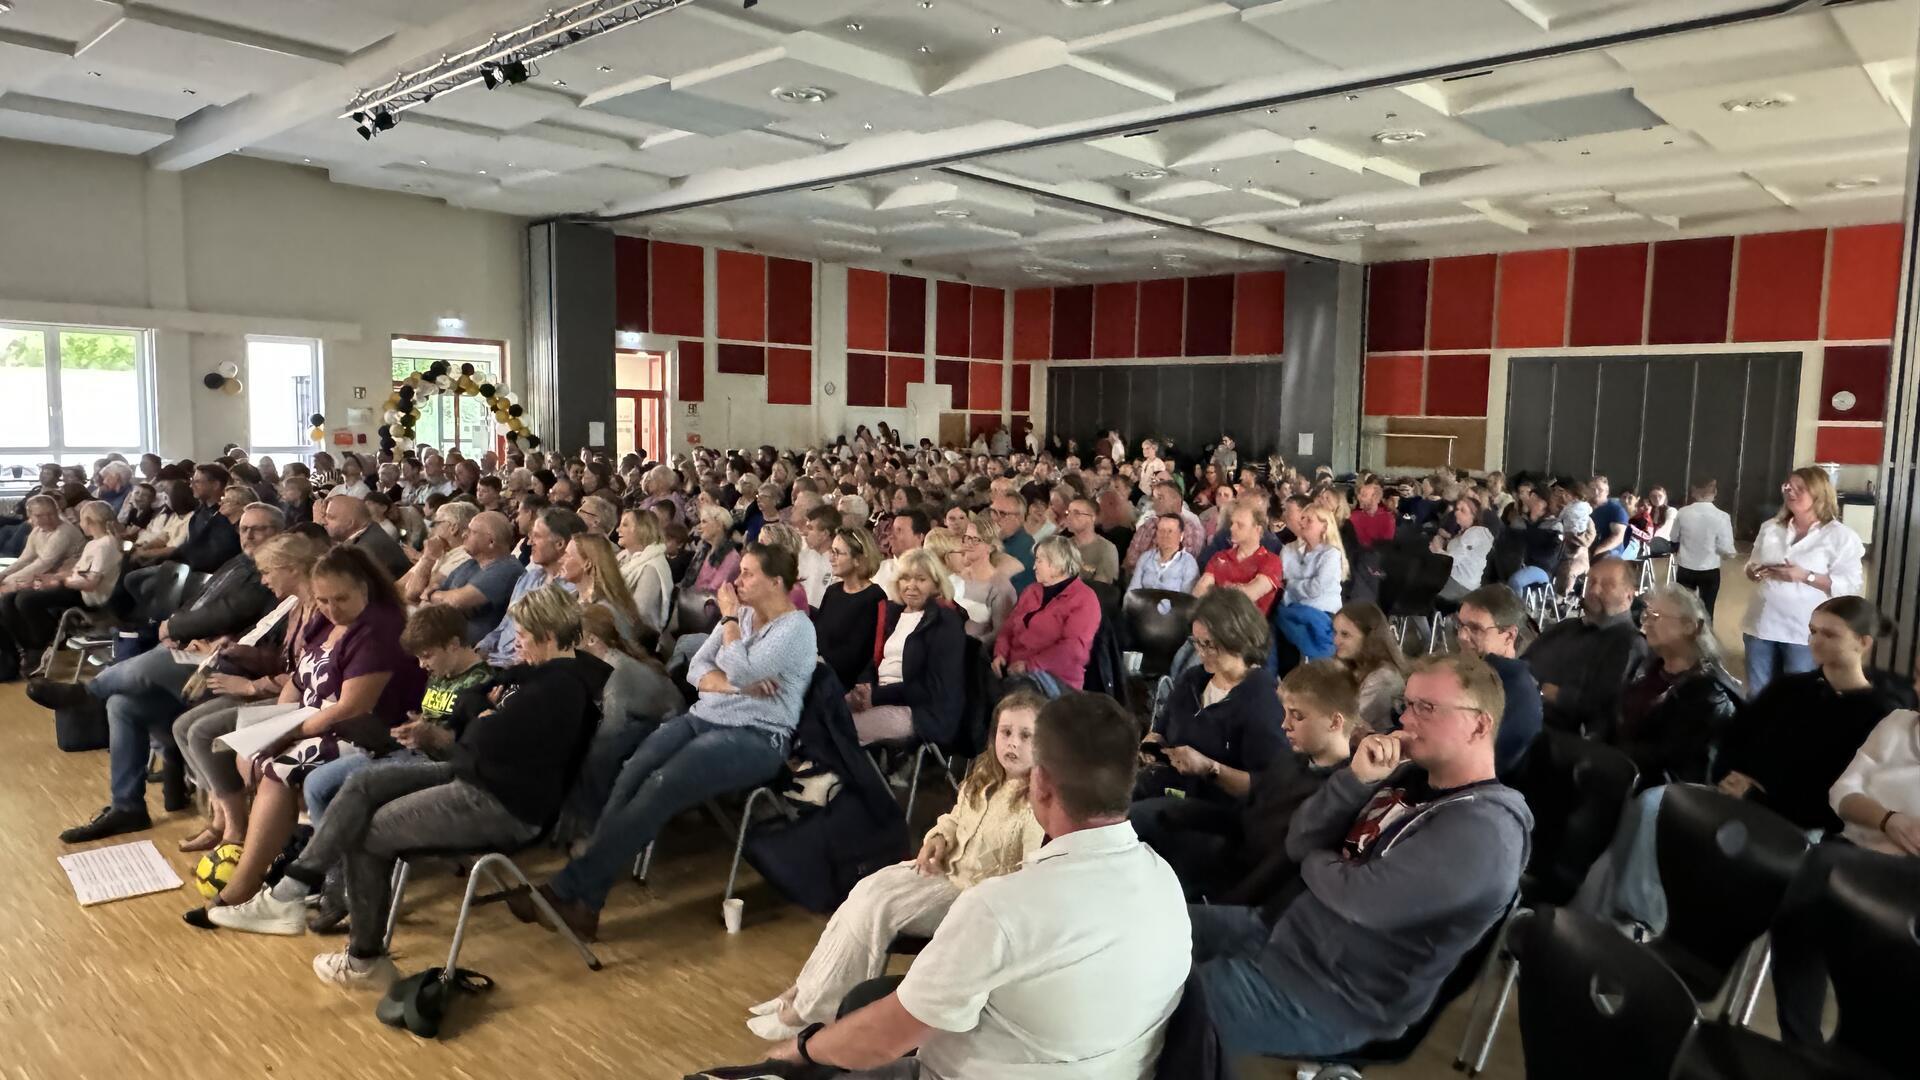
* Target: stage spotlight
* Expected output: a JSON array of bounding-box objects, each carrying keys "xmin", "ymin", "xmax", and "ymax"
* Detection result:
[
  {"xmin": 481, "ymin": 63, "xmax": 500, "ymax": 90},
  {"xmin": 356, "ymin": 122, "xmax": 373, "ymax": 140},
  {"xmin": 373, "ymin": 107, "xmax": 397, "ymax": 132},
  {"xmin": 500, "ymin": 60, "xmax": 532, "ymax": 85}
]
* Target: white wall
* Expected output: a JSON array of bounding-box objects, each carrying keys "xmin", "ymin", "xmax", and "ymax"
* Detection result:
[{"xmin": 0, "ymin": 139, "xmax": 527, "ymax": 460}]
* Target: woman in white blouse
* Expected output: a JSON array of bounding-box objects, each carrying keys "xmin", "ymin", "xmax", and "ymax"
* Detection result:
[
  {"xmin": 1435, "ymin": 495, "xmax": 1494, "ymax": 601},
  {"xmin": 1742, "ymin": 467, "xmax": 1864, "ymax": 695},
  {"xmin": 0, "ymin": 499, "xmax": 120, "ymax": 665},
  {"xmin": 615, "ymin": 508, "xmax": 674, "ymax": 633},
  {"xmin": 935, "ymin": 514, "xmax": 1016, "ymax": 645}
]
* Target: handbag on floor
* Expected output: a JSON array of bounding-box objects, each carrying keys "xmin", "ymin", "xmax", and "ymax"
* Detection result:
[{"xmin": 375, "ymin": 966, "xmax": 493, "ymax": 1038}]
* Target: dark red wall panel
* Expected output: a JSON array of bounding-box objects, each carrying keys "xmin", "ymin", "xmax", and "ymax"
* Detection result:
[
  {"xmin": 935, "ymin": 279, "xmax": 971, "ymax": 358},
  {"xmin": 1496, "ymin": 249, "xmax": 1569, "ymax": 349},
  {"xmin": 886, "ymin": 356, "xmax": 922, "ymax": 409},
  {"xmin": 1815, "ymin": 425, "xmax": 1884, "ymax": 465},
  {"xmin": 1368, "ymin": 260, "xmax": 1429, "ymax": 353},
  {"xmin": 935, "ymin": 357, "xmax": 969, "ymax": 410},
  {"xmin": 1013, "ymin": 288, "xmax": 1051, "ymax": 361},
  {"xmin": 1733, "ymin": 230, "xmax": 1825, "ymax": 342},
  {"xmin": 846, "ymin": 352, "xmax": 887, "ymax": 408},
  {"xmin": 1648, "ymin": 237, "xmax": 1734, "ymax": 345},
  {"xmin": 1826, "ymin": 223, "xmax": 1903, "ymax": 340},
  {"xmin": 1137, "ymin": 279, "xmax": 1184, "ymax": 357},
  {"xmin": 614, "ymin": 236, "xmax": 648, "ymax": 333},
  {"xmin": 1011, "ymin": 362, "xmax": 1032, "ymax": 412},
  {"xmin": 847, "ymin": 268, "xmax": 888, "ymax": 351},
  {"xmin": 766, "ymin": 257, "xmax": 812, "ymax": 346},
  {"xmin": 1052, "ymin": 285, "xmax": 1094, "ymax": 360},
  {"xmin": 969, "ymin": 361, "xmax": 1002, "ymax": 412},
  {"xmin": 1569, "ymin": 243, "xmax": 1648, "ymax": 347},
  {"xmin": 1232, "ymin": 270, "xmax": 1286, "ymax": 355},
  {"xmin": 649, "ymin": 241, "xmax": 704, "ymax": 337},
  {"xmin": 766, "ymin": 348, "xmax": 811, "ymax": 405},
  {"xmin": 715, "ymin": 342, "xmax": 764, "ymax": 376},
  {"xmin": 716, "ymin": 249, "xmax": 766, "ymax": 342},
  {"xmin": 1093, "ymin": 281, "xmax": 1139, "ymax": 359},
  {"xmin": 887, "ymin": 274, "xmax": 926, "ymax": 355},
  {"xmin": 1184, "ymin": 275, "xmax": 1234, "ymax": 356},
  {"xmin": 968, "ymin": 413, "xmax": 1001, "ymax": 439},
  {"xmin": 1364, "ymin": 354, "xmax": 1423, "ymax": 416},
  {"xmin": 1424, "ymin": 353, "xmax": 1491, "ymax": 417},
  {"xmin": 1820, "ymin": 345, "xmax": 1891, "ymax": 422},
  {"xmin": 971, "ymin": 287, "xmax": 1005, "ymax": 360},
  {"xmin": 1428, "ymin": 255, "xmax": 1497, "ymax": 351},
  {"xmin": 677, "ymin": 340, "xmax": 704, "ymax": 403}
]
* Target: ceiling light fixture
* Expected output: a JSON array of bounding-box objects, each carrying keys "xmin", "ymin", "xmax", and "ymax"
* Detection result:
[
  {"xmin": 917, "ymin": 44, "xmax": 933, "ymax": 54},
  {"xmin": 1827, "ymin": 177, "xmax": 1880, "ymax": 191},
  {"xmin": 552, "ymin": 78, "xmax": 568, "ymax": 86},
  {"xmin": 845, "ymin": 20, "xmax": 862, "ymax": 31},
  {"xmin": 0, "ymin": 2, "xmax": 14, "ymax": 13},
  {"xmin": 1128, "ymin": 168, "xmax": 1169, "ymax": 180},
  {"xmin": 1721, "ymin": 94, "xmax": 1792, "ymax": 113},
  {"xmin": 1548, "ymin": 204, "xmax": 1590, "ymax": 217},
  {"xmin": 1332, "ymin": 230, "xmax": 1370, "ymax": 243},
  {"xmin": 1058, "ymin": 0, "xmax": 1114, "ymax": 5},
  {"xmin": 936, "ymin": 208, "xmax": 973, "ymax": 219},
  {"xmin": 87, "ymin": 70, "xmax": 102, "ymax": 78},
  {"xmin": 1022, "ymin": 265, "xmax": 1045, "ymax": 273},
  {"xmin": 771, "ymin": 85, "xmax": 833, "ymax": 104},
  {"xmin": 181, "ymin": 88, "xmax": 198, "ymax": 95},
  {"xmin": 598, "ymin": 64, "xmax": 613, "ymax": 72},
  {"xmin": 1371, "ymin": 129, "xmax": 1425, "ymax": 145}
]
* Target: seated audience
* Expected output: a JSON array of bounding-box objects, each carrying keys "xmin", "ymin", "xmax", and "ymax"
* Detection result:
[
  {"xmin": 1122, "ymin": 481, "xmax": 1206, "ymax": 574},
  {"xmin": 846, "ymin": 549, "xmax": 965, "ymax": 747},
  {"xmin": 558, "ymin": 532, "xmax": 644, "ymax": 647},
  {"xmin": 1331, "ymin": 602, "xmax": 1408, "ymax": 735},
  {"xmin": 1349, "ymin": 481, "xmax": 1396, "ymax": 551},
  {"xmin": 683, "ymin": 503, "xmax": 741, "ymax": 592},
  {"xmin": 133, "ymin": 480, "xmax": 195, "ymax": 557},
  {"xmin": 0, "ymin": 499, "xmax": 120, "ymax": 660},
  {"xmin": 1613, "ymin": 584, "xmax": 1741, "ymax": 786},
  {"xmin": 397, "ymin": 500, "xmax": 478, "ymax": 603},
  {"xmin": 989, "ymin": 490, "xmax": 1036, "ymax": 593},
  {"xmin": 1191, "ymin": 653, "xmax": 1530, "ymax": 1058},
  {"xmin": 874, "ymin": 509, "xmax": 930, "ymax": 601},
  {"xmin": 616, "ymin": 508, "xmax": 676, "ymax": 634},
  {"xmin": 991, "ymin": 536, "xmax": 1101, "ymax": 696},
  {"xmin": 1522, "ymin": 557, "xmax": 1646, "ymax": 740},
  {"xmin": 1128, "ymin": 513, "xmax": 1200, "ymax": 596},
  {"xmin": 1062, "ymin": 498, "xmax": 1118, "ymax": 585},
  {"xmin": 1275, "ymin": 505, "xmax": 1347, "ymax": 660},
  {"xmin": 942, "ymin": 511, "xmax": 1016, "ymax": 644},
  {"xmin": 1452, "ymin": 585, "xmax": 1543, "ymax": 777},
  {"xmin": 814, "ymin": 526, "xmax": 886, "ymax": 691},
  {"xmin": 476, "ymin": 507, "xmax": 585, "ymax": 669},
  {"xmin": 1194, "ymin": 503, "xmax": 1284, "ymax": 617},
  {"xmin": 417, "ymin": 510, "xmax": 520, "ymax": 644},
  {"xmin": 323, "ymin": 494, "xmax": 412, "ymax": 580},
  {"xmin": 745, "ymin": 691, "xmax": 1047, "ymax": 1039},
  {"xmin": 0, "ymin": 493, "xmax": 86, "ymax": 672},
  {"xmin": 1434, "ymin": 496, "xmax": 1493, "ymax": 601}
]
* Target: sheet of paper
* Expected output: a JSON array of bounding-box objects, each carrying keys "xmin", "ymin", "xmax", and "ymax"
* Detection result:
[
  {"xmin": 217, "ymin": 705, "xmax": 317, "ymax": 758},
  {"xmin": 170, "ymin": 649, "xmax": 204, "ymax": 665},
  {"xmin": 58, "ymin": 841, "xmax": 183, "ymax": 906}
]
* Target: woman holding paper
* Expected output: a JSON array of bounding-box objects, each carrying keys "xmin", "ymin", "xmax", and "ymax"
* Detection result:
[{"xmin": 187, "ymin": 544, "xmax": 423, "ymax": 922}]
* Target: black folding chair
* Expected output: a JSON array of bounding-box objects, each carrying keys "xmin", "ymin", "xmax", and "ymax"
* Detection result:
[
  {"xmin": 1508, "ymin": 904, "xmax": 1699, "ymax": 1080},
  {"xmin": 674, "ymin": 588, "xmax": 720, "ymax": 637},
  {"xmin": 53, "ymin": 563, "xmax": 199, "ymax": 681},
  {"xmin": 1122, "ymin": 588, "xmax": 1199, "ymax": 681}
]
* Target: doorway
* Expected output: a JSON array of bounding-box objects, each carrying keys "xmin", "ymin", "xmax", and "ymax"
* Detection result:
[{"xmin": 616, "ymin": 350, "xmax": 666, "ymax": 462}]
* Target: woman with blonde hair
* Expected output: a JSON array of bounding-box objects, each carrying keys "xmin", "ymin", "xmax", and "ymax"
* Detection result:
[
  {"xmin": 747, "ymin": 689, "xmax": 1047, "ymax": 1039},
  {"xmin": 844, "ymin": 547, "xmax": 966, "ymax": 745},
  {"xmin": 813, "ymin": 525, "xmax": 887, "ymax": 690},
  {"xmin": 558, "ymin": 532, "xmax": 643, "ymax": 647},
  {"xmin": 683, "ymin": 501, "xmax": 741, "ymax": 593},
  {"xmin": 1275, "ymin": 503, "xmax": 1348, "ymax": 660},
  {"xmin": 936, "ymin": 515, "xmax": 1018, "ymax": 644},
  {"xmin": 1741, "ymin": 466, "xmax": 1864, "ymax": 694},
  {"xmin": 616, "ymin": 507, "xmax": 674, "ymax": 633}
]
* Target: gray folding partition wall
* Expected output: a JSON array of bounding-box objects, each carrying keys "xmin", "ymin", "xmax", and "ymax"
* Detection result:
[
  {"xmin": 1502, "ymin": 352, "xmax": 1801, "ymax": 539},
  {"xmin": 1047, "ymin": 361, "xmax": 1287, "ymax": 463}
]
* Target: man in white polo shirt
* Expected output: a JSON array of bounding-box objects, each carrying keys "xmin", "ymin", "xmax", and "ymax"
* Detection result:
[{"xmin": 693, "ymin": 693, "xmax": 1191, "ymax": 1080}]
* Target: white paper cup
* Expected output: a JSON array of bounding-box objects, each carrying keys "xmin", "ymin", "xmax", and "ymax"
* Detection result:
[{"xmin": 723, "ymin": 897, "xmax": 744, "ymax": 933}]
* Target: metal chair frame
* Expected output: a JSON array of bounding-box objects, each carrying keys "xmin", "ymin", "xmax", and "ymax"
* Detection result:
[
  {"xmin": 631, "ymin": 786, "xmax": 796, "ymax": 908},
  {"xmin": 382, "ymin": 850, "xmax": 602, "ymax": 975}
]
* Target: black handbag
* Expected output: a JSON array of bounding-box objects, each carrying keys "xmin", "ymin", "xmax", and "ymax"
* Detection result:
[{"xmin": 375, "ymin": 966, "xmax": 493, "ymax": 1038}]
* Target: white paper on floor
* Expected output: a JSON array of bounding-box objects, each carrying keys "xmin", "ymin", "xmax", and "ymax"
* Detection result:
[{"xmin": 58, "ymin": 840, "xmax": 184, "ymax": 905}]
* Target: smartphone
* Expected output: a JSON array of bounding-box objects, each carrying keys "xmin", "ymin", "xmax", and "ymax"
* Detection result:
[{"xmin": 1140, "ymin": 740, "xmax": 1170, "ymax": 764}]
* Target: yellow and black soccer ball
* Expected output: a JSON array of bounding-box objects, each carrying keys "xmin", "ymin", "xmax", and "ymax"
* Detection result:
[{"xmin": 194, "ymin": 843, "xmax": 243, "ymax": 900}]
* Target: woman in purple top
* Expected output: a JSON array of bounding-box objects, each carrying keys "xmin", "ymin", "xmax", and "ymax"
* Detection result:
[
  {"xmin": 188, "ymin": 544, "xmax": 424, "ymax": 922},
  {"xmin": 683, "ymin": 502, "xmax": 742, "ymax": 593}
]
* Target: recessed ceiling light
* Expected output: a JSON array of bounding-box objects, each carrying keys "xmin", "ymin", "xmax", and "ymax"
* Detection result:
[
  {"xmin": 1058, "ymin": 0, "xmax": 1114, "ymax": 6},
  {"xmin": 1128, "ymin": 168, "xmax": 1169, "ymax": 180},
  {"xmin": 1371, "ymin": 129, "xmax": 1426, "ymax": 145},
  {"xmin": 845, "ymin": 21, "xmax": 863, "ymax": 31},
  {"xmin": 418, "ymin": 159, "xmax": 429, "ymax": 166},
  {"xmin": 597, "ymin": 65, "xmax": 613, "ymax": 73},
  {"xmin": 478, "ymin": 169, "xmax": 488, "ymax": 175},
  {"xmin": 917, "ymin": 44, "xmax": 933, "ymax": 54},
  {"xmin": 552, "ymin": 79, "xmax": 567, "ymax": 87},
  {"xmin": 990, "ymin": 26, "xmax": 1003, "ymax": 35},
  {"xmin": 936, "ymin": 208, "xmax": 973, "ymax": 219},
  {"xmin": 505, "ymin": 161, "xmax": 514, "ymax": 167},
  {"xmin": 1022, "ymin": 265, "xmax": 1045, "ymax": 273},
  {"xmin": 771, "ymin": 85, "xmax": 833, "ymax": 105},
  {"xmin": 301, "ymin": 157, "xmax": 312, "ymax": 164},
  {"xmin": 1549, "ymin": 204, "xmax": 1590, "ymax": 217},
  {"xmin": 86, "ymin": 71, "xmax": 102, "ymax": 78},
  {"xmin": 1827, "ymin": 177, "xmax": 1880, "ymax": 191},
  {"xmin": 1721, "ymin": 94, "xmax": 1793, "ymax": 113},
  {"xmin": 1332, "ymin": 230, "xmax": 1371, "ymax": 242},
  {"xmin": 181, "ymin": 88, "xmax": 197, "ymax": 95}
]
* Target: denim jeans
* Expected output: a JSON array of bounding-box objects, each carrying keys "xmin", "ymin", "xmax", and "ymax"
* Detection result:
[
  {"xmin": 549, "ymin": 712, "xmax": 788, "ymax": 911},
  {"xmin": 93, "ymin": 646, "xmax": 194, "ymax": 811},
  {"xmin": 1742, "ymin": 635, "xmax": 1814, "ymax": 697},
  {"xmin": 1507, "ymin": 566, "xmax": 1551, "ymax": 591},
  {"xmin": 1191, "ymin": 903, "xmax": 1361, "ymax": 1058},
  {"xmin": 304, "ymin": 749, "xmax": 425, "ymax": 827},
  {"xmin": 1274, "ymin": 605, "xmax": 1336, "ymax": 660},
  {"xmin": 1571, "ymin": 785, "xmax": 1670, "ymax": 934}
]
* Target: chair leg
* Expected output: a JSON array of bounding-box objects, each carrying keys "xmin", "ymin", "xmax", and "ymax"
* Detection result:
[
  {"xmin": 903, "ymin": 746, "xmax": 927, "ymax": 822},
  {"xmin": 467, "ymin": 852, "xmax": 601, "ymax": 972},
  {"xmin": 382, "ymin": 860, "xmax": 411, "ymax": 953},
  {"xmin": 1426, "ymin": 612, "xmax": 1443, "ymax": 655},
  {"xmin": 632, "ymin": 840, "xmax": 655, "ymax": 884},
  {"xmin": 1725, "ymin": 936, "xmax": 1772, "ymax": 1026},
  {"xmin": 1466, "ymin": 952, "xmax": 1519, "ymax": 1075},
  {"xmin": 725, "ymin": 788, "xmax": 770, "ymax": 905}
]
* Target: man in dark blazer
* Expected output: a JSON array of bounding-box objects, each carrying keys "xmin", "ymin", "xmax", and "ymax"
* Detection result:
[{"xmin": 323, "ymin": 494, "xmax": 413, "ymax": 580}]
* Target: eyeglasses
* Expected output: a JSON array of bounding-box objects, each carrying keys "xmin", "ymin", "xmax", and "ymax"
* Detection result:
[
  {"xmin": 1188, "ymin": 635, "xmax": 1219, "ymax": 654},
  {"xmin": 1395, "ymin": 697, "xmax": 1486, "ymax": 720},
  {"xmin": 1455, "ymin": 620, "xmax": 1500, "ymax": 635},
  {"xmin": 960, "ymin": 535, "xmax": 985, "ymax": 546}
]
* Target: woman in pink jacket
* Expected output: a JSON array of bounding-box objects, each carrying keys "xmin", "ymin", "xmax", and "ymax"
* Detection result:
[{"xmin": 991, "ymin": 535, "xmax": 1101, "ymax": 696}]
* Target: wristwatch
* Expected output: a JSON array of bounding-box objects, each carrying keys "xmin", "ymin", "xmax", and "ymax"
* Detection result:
[
  {"xmin": 796, "ymin": 1022, "xmax": 833, "ymax": 1069},
  {"xmin": 720, "ymin": 614, "xmax": 740, "ymax": 625}
]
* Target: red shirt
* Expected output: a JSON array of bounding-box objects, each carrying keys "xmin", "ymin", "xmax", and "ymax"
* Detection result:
[
  {"xmin": 1350, "ymin": 507, "xmax": 1397, "ymax": 550},
  {"xmin": 1203, "ymin": 545, "xmax": 1284, "ymax": 615}
]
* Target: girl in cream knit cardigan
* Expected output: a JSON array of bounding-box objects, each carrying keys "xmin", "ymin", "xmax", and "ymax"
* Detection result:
[{"xmin": 746, "ymin": 690, "xmax": 1049, "ymax": 1039}]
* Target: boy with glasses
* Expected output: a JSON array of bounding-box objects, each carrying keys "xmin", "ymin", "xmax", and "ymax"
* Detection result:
[{"xmin": 1453, "ymin": 584, "xmax": 1543, "ymax": 776}]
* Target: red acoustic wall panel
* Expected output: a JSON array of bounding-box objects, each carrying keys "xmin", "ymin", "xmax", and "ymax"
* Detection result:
[
  {"xmin": 1368, "ymin": 261, "xmax": 1429, "ymax": 353},
  {"xmin": 1093, "ymin": 281, "xmax": 1139, "ymax": 359},
  {"xmin": 677, "ymin": 340, "xmax": 704, "ymax": 403},
  {"xmin": 888, "ymin": 274, "xmax": 926, "ymax": 354},
  {"xmin": 1137, "ymin": 279, "xmax": 1184, "ymax": 357},
  {"xmin": 936, "ymin": 279, "xmax": 971, "ymax": 358},
  {"xmin": 1733, "ymin": 230, "xmax": 1825, "ymax": 342},
  {"xmin": 1826, "ymin": 223, "xmax": 1903, "ymax": 340},
  {"xmin": 1820, "ymin": 345, "xmax": 1891, "ymax": 422},
  {"xmin": 766, "ymin": 257, "xmax": 812, "ymax": 346},
  {"xmin": 1424, "ymin": 354, "xmax": 1491, "ymax": 417},
  {"xmin": 971, "ymin": 287, "xmax": 1005, "ymax": 360},
  {"xmin": 1815, "ymin": 425, "xmax": 1884, "ymax": 465},
  {"xmin": 1364, "ymin": 355, "xmax": 1423, "ymax": 416},
  {"xmin": 1011, "ymin": 362, "xmax": 1032, "ymax": 412},
  {"xmin": 1428, "ymin": 255, "xmax": 1497, "ymax": 351},
  {"xmin": 1232, "ymin": 270, "xmax": 1286, "ymax": 355},
  {"xmin": 1053, "ymin": 285, "xmax": 1094, "ymax": 360},
  {"xmin": 1569, "ymin": 243, "xmax": 1648, "ymax": 347},
  {"xmin": 1185, "ymin": 275, "xmax": 1234, "ymax": 356},
  {"xmin": 847, "ymin": 268, "xmax": 888, "ymax": 351},
  {"xmin": 650, "ymin": 241, "xmax": 704, "ymax": 337},
  {"xmin": 614, "ymin": 236, "xmax": 648, "ymax": 333},
  {"xmin": 1013, "ymin": 289, "xmax": 1052, "ymax": 361},
  {"xmin": 969, "ymin": 361, "xmax": 1002, "ymax": 411},
  {"xmin": 1495, "ymin": 248, "xmax": 1569, "ymax": 349},
  {"xmin": 716, "ymin": 249, "xmax": 766, "ymax": 342},
  {"xmin": 846, "ymin": 352, "xmax": 887, "ymax": 408},
  {"xmin": 766, "ymin": 348, "xmax": 811, "ymax": 405},
  {"xmin": 887, "ymin": 356, "xmax": 922, "ymax": 409},
  {"xmin": 968, "ymin": 413, "xmax": 1001, "ymax": 439},
  {"xmin": 715, "ymin": 342, "xmax": 764, "ymax": 376},
  {"xmin": 1648, "ymin": 237, "xmax": 1735, "ymax": 345},
  {"xmin": 934, "ymin": 358, "xmax": 969, "ymax": 410}
]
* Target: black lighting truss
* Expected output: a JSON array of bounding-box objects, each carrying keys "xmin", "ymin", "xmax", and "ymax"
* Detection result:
[{"xmin": 342, "ymin": 0, "xmax": 696, "ymax": 125}]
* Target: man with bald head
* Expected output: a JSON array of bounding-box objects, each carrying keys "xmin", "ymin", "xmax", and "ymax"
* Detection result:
[
  {"xmin": 324, "ymin": 494, "xmax": 411, "ymax": 579},
  {"xmin": 421, "ymin": 510, "xmax": 522, "ymax": 643}
]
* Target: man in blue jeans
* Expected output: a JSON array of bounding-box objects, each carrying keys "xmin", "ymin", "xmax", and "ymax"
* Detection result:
[{"xmin": 509, "ymin": 541, "xmax": 817, "ymax": 941}]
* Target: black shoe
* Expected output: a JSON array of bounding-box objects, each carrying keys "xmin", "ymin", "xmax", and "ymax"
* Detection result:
[
  {"xmin": 309, "ymin": 894, "xmax": 350, "ymax": 935},
  {"xmin": 25, "ymin": 679, "xmax": 90, "ymax": 711},
  {"xmin": 59, "ymin": 805, "xmax": 152, "ymax": 844},
  {"xmin": 160, "ymin": 758, "xmax": 190, "ymax": 813}
]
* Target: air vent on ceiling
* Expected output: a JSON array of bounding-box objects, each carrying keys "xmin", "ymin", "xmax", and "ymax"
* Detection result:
[{"xmin": 1456, "ymin": 88, "xmax": 1665, "ymax": 147}]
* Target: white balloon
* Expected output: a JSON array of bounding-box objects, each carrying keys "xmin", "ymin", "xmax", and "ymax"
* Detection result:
[
  {"xmin": 216, "ymin": 361, "xmax": 239, "ymax": 379},
  {"xmin": 383, "ymin": 410, "xmax": 401, "ymax": 424},
  {"xmin": 435, "ymin": 375, "xmax": 453, "ymax": 390}
]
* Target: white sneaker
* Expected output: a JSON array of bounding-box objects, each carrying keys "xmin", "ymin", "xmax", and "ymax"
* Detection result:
[
  {"xmin": 747, "ymin": 995, "xmax": 787, "ymax": 1017},
  {"xmin": 747, "ymin": 1011, "xmax": 807, "ymax": 1041},
  {"xmin": 312, "ymin": 950, "xmax": 400, "ymax": 990},
  {"xmin": 206, "ymin": 890, "xmax": 306, "ymax": 936}
]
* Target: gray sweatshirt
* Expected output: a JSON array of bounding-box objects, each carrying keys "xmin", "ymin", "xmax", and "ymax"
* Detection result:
[{"xmin": 1260, "ymin": 764, "xmax": 1532, "ymax": 1043}]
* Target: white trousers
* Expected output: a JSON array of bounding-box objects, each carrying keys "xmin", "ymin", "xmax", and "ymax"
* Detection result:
[{"xmin": 793, "ymin": 863, "xmax": 960, "ymax": 1022}]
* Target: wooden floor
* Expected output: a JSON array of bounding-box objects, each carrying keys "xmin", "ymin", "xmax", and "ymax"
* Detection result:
[{"xmin": 0, "ymin": 559, "xmax": 1773, "ymax": 1080}]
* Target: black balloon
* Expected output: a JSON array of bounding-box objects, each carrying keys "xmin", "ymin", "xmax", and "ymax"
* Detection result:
[
  {"xmin": 202, "ymin": 372, "xmax": 225, "ymax": 389},
  {"xmin": 507, "ymin": 404, "xmax": 523, "ymax": 418},
  {"xmin": 526, "ymin": 436, "xmax": 540, "ymax": 449},
  {"xmin": 377, "ymin": 424, "xmax": 390, "ymax": 438},
  {"xmin": 478, "ymin": 383, "xmax": 496, "ymax": 398},
  {"xmin": 460, "ymin": 363, "xmax": 475, "ymax": 376},
  {"xmin": 397, "ymin": 386, "xmax": 414, "ymax": 400},
  {"xmin": 309, "ymin": 413, "xmax": 325, "ymax": 427}
]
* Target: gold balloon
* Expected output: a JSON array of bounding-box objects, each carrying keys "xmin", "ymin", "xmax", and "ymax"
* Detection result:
[
  {"xmin": 309, "ymin": 426, "xmax": 325, "ymax": 442},
  {"xmin": 221, "ymin": 377, "xmax": 244, "ymax": 396}
]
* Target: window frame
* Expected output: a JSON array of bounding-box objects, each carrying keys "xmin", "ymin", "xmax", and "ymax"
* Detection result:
[
  {"xmin": 245, "ymin": 334, "xmax": 326, "ymax": 465},
  {"xmin": 390, "ymin": 335, "xmax": 510, "ymax": 457},
  {"xmin": 0, "ymin": 320, "xmax": 156, "ymax": 468}
]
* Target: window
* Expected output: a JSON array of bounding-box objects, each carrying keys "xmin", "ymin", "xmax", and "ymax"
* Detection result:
[
  {"xmin": 247, "ymin": 336, "xmax": 324, "ymax": 463},
  {"xmin": 0, "ymin": 322, "xmax": 152, "ymax": 474},
  {"xmin": 616, "ymin": 350, "xmax": 666, "ymax": 462},
  {"xmin": 391, "ymin": 337, "xmax": 507, "ymax": 455}
]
